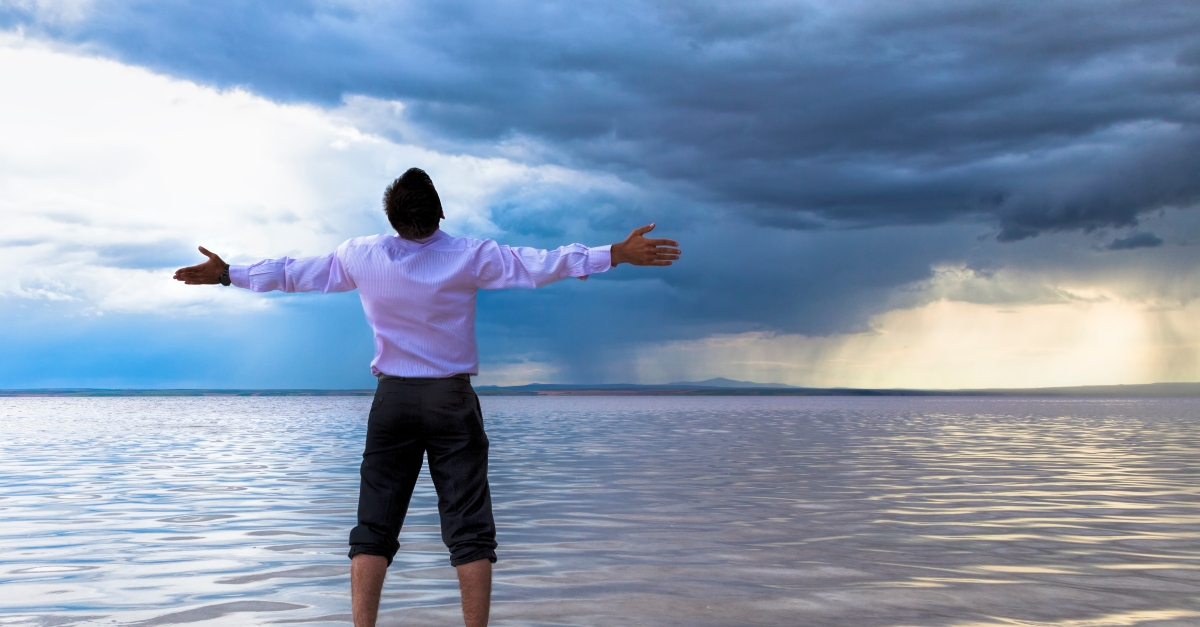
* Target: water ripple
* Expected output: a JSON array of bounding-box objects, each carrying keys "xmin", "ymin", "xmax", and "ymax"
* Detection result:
[{"xmin": 0, "ymin": 396, "xmax": 1198, "ymax": 626}]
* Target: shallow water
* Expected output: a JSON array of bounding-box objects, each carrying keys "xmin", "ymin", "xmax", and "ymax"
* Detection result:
[{"xmin": 1, "ymin": 396, "xmax": 1199, "ymax": 626}]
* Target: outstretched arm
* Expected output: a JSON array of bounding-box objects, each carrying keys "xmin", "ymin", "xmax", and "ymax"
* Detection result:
[
  {"xmin": 473, "ymin": 223, "xmax": 681, "ymax": 290},
  {"xmin": 173, "ymin": 245, "xmax": 355, "ymax": 293}
]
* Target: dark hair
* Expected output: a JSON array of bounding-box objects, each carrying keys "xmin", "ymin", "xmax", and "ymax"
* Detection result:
[{"xmin": 383, "ymin": 168, "xmax": 443, "ymax": 239}]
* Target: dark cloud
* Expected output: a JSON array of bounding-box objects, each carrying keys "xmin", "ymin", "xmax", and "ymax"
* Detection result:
[
  {"xmin": 5, "ymin": 1, "xmax": 1200, "ymax": 385},
  {"xmin": 1106, "ymin": 232, "xmax": 1164, "ymax": 250},
  {"xmin": 5, "ymin": 0, "xmax": 1200, "ymax": 240},
  {"xmin": 472, "ymin": 217, "xmax": 983, "ymax": 381}
]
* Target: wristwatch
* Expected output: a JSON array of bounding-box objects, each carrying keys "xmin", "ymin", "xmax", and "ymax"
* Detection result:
[{"xmin": 219, "ymin": 264, "xmax": 231, "ymax": 286}]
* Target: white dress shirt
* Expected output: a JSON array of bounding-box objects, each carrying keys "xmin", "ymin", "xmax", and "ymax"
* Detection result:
[{"xmin": 228, "ymin": 230, "xmax": 612, "ymax": 378}]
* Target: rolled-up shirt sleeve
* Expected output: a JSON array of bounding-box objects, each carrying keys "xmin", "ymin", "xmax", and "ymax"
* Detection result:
[
  {"xmin": 228, "ymin": 243, "xmax": 356, "ymax": 293},
  {"xmin": 473, "ymin": 240, "xmax": 611, "ymax": 290}
]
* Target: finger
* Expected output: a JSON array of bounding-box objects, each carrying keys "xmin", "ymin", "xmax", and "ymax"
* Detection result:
[
  {"xmin": 631, "ymin": 223, "xmax": 656, "ymax": 236},
  {"xmin": 655, "ymin": 248, "xmax": 681, "ymax": 255},
  {"xmin": 647, "ymin": 239, "xmax": 678, "ymax": 246},
  {"xmin": 656, "ymin": 254, "xmax": 680, "ymax": 261},
  {"xmin": 649, "ymin": 260, "xmax": 673, "ymax": 266},
  {"xmin": 198, "ymin": 246, "xmax": 218, "ymax": 260}
]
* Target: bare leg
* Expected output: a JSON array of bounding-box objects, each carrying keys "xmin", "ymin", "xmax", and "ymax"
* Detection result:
[
  {"xmin": 456, "ymin": 558, "xmax": 492, "ymax": 627},
  {"xmin": 351, "ymin": 554, "xmax": 388, "ymax": 627}
]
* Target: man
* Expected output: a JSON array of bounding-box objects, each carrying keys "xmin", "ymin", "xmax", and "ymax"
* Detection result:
[{"xmin": 173, "ymin": 168, "xmax": 680, "ymax": 627}]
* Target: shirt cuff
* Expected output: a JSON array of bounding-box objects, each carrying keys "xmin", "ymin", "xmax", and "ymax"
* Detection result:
[
  {"xmin": 586, "ymin": 245, "xmax": 612, "ymax": 274},
  {"xmin": 228, "ymin": 265, "xmax": 251, "ymax": 289}
]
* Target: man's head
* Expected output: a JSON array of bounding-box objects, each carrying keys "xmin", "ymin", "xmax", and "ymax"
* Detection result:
[{"xmin": 383, "ymin": 168, "xmax": 444, "ymax": 240}]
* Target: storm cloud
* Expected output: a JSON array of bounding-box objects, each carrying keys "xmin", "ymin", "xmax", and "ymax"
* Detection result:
[
  {"xmin": 3, "ymin": 2, "xmax": 1200, "ymax": 386},
  {"xmin": 6, "ymin": 0, "xmax": 1200, "ymax": 239},
  {"xmin": 1106, "ymin": 232, "xmax": 1164, "ymax": 251}
]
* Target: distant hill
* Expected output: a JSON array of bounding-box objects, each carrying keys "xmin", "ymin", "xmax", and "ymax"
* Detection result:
[
  {"xmin": 667, "ymin": 377, "xmax": 796, "ymax": 388},
  {"xmin": 470, "ymin": 381, "xmax": 1200, "ymax": 397}
]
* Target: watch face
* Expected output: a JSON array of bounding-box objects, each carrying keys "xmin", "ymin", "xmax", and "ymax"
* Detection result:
[{"xmin": 220, "ymin": 269, "xmax": 231, "ymax": 286}]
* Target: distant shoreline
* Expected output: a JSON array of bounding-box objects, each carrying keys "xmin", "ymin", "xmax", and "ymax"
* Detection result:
[{"xmin": 3, "ymin": 382, "xmax": 1200, "ymax": 398}]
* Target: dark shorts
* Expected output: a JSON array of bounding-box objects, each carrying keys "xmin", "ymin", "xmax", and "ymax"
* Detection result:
[{"xmin": 347, "ymin": 375, "xmax": 497, "ymax": 567}]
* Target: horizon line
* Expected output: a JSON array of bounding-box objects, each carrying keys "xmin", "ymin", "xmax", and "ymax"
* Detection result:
[{"xmin": 3, "ymin": 381, "xmax": 1200, "ymax": 398}]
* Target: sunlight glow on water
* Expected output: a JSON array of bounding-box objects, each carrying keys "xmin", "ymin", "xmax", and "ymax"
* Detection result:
[{"xmin": 1, "ymin": 396, "xmax": 1198, "ymax": 626}]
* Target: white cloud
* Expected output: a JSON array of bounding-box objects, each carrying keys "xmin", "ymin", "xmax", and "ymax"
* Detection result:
[
  {"xmin": 0, "ymin": 33, "xmax": 615, "ymax": 314},
  {"xmin": 3, "ymin": 32, "xmax": 1197, "ymax": 389}
]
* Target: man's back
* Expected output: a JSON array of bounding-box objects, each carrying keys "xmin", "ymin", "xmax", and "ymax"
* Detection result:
[{"xmin": 230, "ymin": 230, "xmax": 611, "ymax": 377}]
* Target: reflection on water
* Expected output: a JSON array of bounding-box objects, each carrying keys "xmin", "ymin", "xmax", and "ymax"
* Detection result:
[{"xmin": 1, "ymin": 396, "xmax": 1199, "ymax": 626}]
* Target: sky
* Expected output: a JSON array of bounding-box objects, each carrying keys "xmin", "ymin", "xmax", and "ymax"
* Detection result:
[{"xmin": 2, "ymin": 0, "xmax": 1199, "ymax": 389}]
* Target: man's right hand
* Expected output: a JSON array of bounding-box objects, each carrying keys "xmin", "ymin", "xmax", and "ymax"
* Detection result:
[
  {"xmin": 173, "ymin": 246, "xmax": 229, "ymax": 285},
  {"xmin": 610, "ymin": 224, "xmax": 680, "ymax": 267}
]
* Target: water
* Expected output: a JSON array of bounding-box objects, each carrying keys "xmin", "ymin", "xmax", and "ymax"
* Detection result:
[{"xmin": 1, "ymin": 396, "xmax": 1199, "ymax": 626}]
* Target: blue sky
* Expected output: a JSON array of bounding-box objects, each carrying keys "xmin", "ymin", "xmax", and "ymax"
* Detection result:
[{"xmin": 2, "ymin": 1, "xmax": 1200, "ymax": 388}]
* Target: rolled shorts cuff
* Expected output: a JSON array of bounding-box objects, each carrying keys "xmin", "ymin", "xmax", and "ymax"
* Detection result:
[
  {"xmin": 449, "ymin": 546, "xmax": 497, "ymax": 567},
  {"xmin": 348, "ymin": 544, "xmax": 398, "ymax": 567}
]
